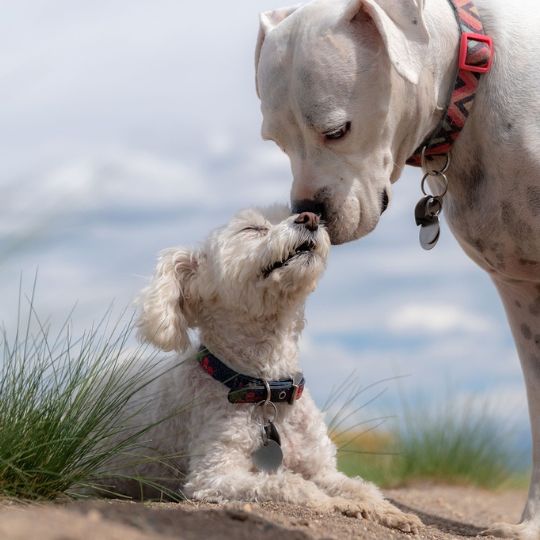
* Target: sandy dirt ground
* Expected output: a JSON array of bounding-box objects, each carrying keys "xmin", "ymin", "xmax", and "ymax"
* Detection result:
[{"xmin": 0, "ymin": 485, "xmax": 526, "ymax": 540}]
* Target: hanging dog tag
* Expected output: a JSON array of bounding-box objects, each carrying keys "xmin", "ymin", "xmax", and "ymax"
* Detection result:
[
  {"xmin": 252, "ymin": 421, "xmax": 283, "ymax": 473},
  {"xmin": 415, "ymin": 196, "xmax": 442, "ymax": 251},
  {"xmin": 419, "ymin": 221, "xmax": 440, "ymax": 250},
  {"xmin": 252, "ymin": 440, "xmax": 283, "ymax": 473},
  {"xmin": 415, "ymin": 196, "xmax": 442, "ymax": 226}
]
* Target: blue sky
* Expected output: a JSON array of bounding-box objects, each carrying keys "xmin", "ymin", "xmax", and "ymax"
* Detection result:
[{"xmin": 0, "ymin": 1, "xmax": 529, "ymax": 457}]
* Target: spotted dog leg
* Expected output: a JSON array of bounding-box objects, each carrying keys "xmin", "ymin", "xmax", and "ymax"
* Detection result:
[{"xmin": 482, "ymin": 278, "xmax": 540, "ymax": 539}]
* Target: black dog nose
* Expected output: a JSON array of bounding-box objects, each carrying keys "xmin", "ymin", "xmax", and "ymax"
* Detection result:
[
  {"xmin": 292, "ymin": 199, "xmax": 326, "ymax": 221},
  {"xmin": 294, "ymin": 212, "xmax": 319, "ymax": 231}
]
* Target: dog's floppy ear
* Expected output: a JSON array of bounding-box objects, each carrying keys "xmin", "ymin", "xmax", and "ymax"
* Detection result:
[
  {"xmin": 137, "ymin": 248, "xmax": 200, "ymax": 352},
  {"xmin": 255, "ymin": 5, "xmax": 300, "ymax": 97},
  {"xmin": 346, "ymin": 0, "xmax": 430, "ymax": 85}
]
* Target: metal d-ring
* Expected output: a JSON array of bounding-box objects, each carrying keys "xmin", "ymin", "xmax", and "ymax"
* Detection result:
[
  {"xmin": 421, "ymin": 171, "xmax": 449, "ymax": 198},
  {"xmin": 262, "ymin": 379, "xmax": 271, "ymax": 406},
  {"xmin": 262, "ymin": 400, "xmax": 278, "ymax": 423},
  {"xmin": 256, "ymin": 380, "xmax": 278, "ymax": 424},
  {"xmin": 421, "ymin": 147, "xmax": 451, "ymax": 175}
]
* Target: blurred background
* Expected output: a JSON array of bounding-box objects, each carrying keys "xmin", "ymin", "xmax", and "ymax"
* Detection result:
[{"xmin": 0, "ymin": 1, "xmax": 529, "ymax": 466}]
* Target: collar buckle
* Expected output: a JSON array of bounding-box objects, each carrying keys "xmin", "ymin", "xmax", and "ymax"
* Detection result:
[
  {"xmin": 288, "ymin": 383, "xmax": 299, "ymax": 405},
  {"xmin": 459, "ymin": 32, "xmax": 494, "ymax": 74},
  {"xmin": 288, "ymin": 373, "xmax": 304, "ymax": 405}
]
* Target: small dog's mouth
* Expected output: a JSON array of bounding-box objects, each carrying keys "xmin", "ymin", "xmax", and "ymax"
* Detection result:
[{"xmin": 262, "ymin": 240, "xmax": 316, "ymax": 279}]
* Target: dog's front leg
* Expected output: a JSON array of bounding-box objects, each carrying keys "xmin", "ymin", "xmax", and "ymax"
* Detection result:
[
  {"xmin": 184, "ymin": 450, "xmax": 349, "ymax": 511},
  {"xmin": 310, "ymin": 461, "xmax": 422, "ymax": 533},
  {"xmin": 481, "ymin": 279, "xmax": 540, "ymax": 539},
  {"xmin": 286, "ymin": 394, "xmax": 422, "ymax": 533},
  {"xmin": 185, "ymin": 453, "xmax": 420, "ymax": 534}
]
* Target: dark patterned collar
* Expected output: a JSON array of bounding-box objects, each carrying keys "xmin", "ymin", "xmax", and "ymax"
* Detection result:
[
  {"xmin": 196, "ymin": 346, "xmax": 304, "ymax": 405},
  {"xmin": 407, "ymin": 0, "xmax": 493, "ymax": 166}
]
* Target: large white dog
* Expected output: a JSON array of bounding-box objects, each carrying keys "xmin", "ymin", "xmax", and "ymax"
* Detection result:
[
  {"xmin": 118, "ymin": 206, "xmax": 421, "ymax": 533},
  {"xmin": 255, "ymin": 1, "xmax": 540, "ymax": 538}
]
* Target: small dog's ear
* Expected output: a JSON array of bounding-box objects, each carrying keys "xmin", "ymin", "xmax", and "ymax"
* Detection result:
[
  {"xmin": 346, "ymin": 0, "xmax": 430, "ymax": 85},
  {"xmin": 255, "ymin": 5, "xmax": 300, "ymax": 97},
  {"xmin": 137, "ymin": 248, "xmax": 199, "ymax": 352}
]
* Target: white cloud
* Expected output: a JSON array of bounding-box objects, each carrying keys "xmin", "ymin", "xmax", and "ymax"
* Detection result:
[
  {"xmin": 306, "ymin": 300, "xmax": 495, "ymax": 337},
  {"xmin": 0, "ymin": 151, "xmax": 212, "ymax": 241},
  {"xmin": 45, "ymin": 154, "xmax": 210, "ymax": 209},
  {"xmin": 387, "ymin": 304, "xmax": 494, "ymax": 335}
]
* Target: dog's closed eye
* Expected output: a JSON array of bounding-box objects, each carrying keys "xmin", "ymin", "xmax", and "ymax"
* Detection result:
[{"xmin": 239, "ymin": 226, "xmax": 269, "ymax": 235}]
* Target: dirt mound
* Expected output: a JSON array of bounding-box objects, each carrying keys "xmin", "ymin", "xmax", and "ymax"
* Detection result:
[{"xmin": 0, "ymin": 486, "xmax": 526, "ymax": 540}]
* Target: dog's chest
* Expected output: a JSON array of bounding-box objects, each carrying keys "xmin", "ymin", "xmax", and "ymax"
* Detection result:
[
  {"xmin": 277, "ymin": 398, "xmax": 334, "ymax": 475},
  {"xmin": 443, "ymin": 162, "xmax": 540, "ymax": 282},
  {"xmin": 280, "ymin": 422, "xmax": 312, "ymax": 471}
]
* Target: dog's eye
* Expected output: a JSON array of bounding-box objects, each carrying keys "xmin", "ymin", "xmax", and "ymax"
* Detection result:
[
  {"xmin": 324, "ymin": 122, "xmax": 351, "ymax": 141},
  {"xmin": 239, "ymin": 226, "xmax": 268, "ymax": 235}
]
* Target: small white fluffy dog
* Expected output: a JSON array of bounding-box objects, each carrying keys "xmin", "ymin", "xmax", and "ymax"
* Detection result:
[{"xmin": 121, "ymin": 204, "xmax": 420, "ymax": 533}]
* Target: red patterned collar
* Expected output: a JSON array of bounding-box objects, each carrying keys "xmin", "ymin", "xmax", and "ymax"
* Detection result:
[{"xmin": 407, "ymin": 0, "xmax": 494, "ymax": 167}]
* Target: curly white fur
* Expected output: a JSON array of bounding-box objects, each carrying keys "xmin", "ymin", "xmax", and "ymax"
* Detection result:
[{"xmin": 112, "ymin": 204, "xmax": 421, "ymax": 534}]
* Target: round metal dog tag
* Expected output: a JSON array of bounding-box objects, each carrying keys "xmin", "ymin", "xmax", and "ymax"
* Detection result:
[
  {"xmin": 252, "ymin": 440, "xmax": 283, "ymax": 473},
  {"xmin": 419, "ymin": 221, "xmax": 440, "ymax": 250}
]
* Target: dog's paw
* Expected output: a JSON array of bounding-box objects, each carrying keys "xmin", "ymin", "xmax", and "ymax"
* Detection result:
[
  {"xmin": 330, "ymin": 498, "xmax": 422, "ymax": 534},
  {"xmin": 481, "ymin": 521, "xmax": 539, "ymax": 539},
  {"xmin": 373, "ymin": 502, "xmax": 423, "ymax": 534}
]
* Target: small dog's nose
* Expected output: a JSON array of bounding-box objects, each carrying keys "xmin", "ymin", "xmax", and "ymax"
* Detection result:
[
  {"xmin": 294, "ymin": 212, "xmax": 319, "ymax": 232},
  {"xmin": 292, "ymin": 199, "xmax": 327, "ymax": 222}
]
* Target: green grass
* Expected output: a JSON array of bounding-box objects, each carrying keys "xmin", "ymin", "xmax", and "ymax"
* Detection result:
[
  {"xmin": 0, "ymin": 287, "xmax": 183, "ymax": 500},
  {"xmin": 332, "ymin": 384, "xmax": 524, "ymax": 489}
]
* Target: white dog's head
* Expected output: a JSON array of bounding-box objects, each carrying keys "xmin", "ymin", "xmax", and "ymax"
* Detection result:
[
  {"xmin": 137, "ymin": 205, "xmax": 330, "ymax": 352},
  {"xmin": 256, "ymin": 0, "xmax": 432, "ymax": 244}
]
